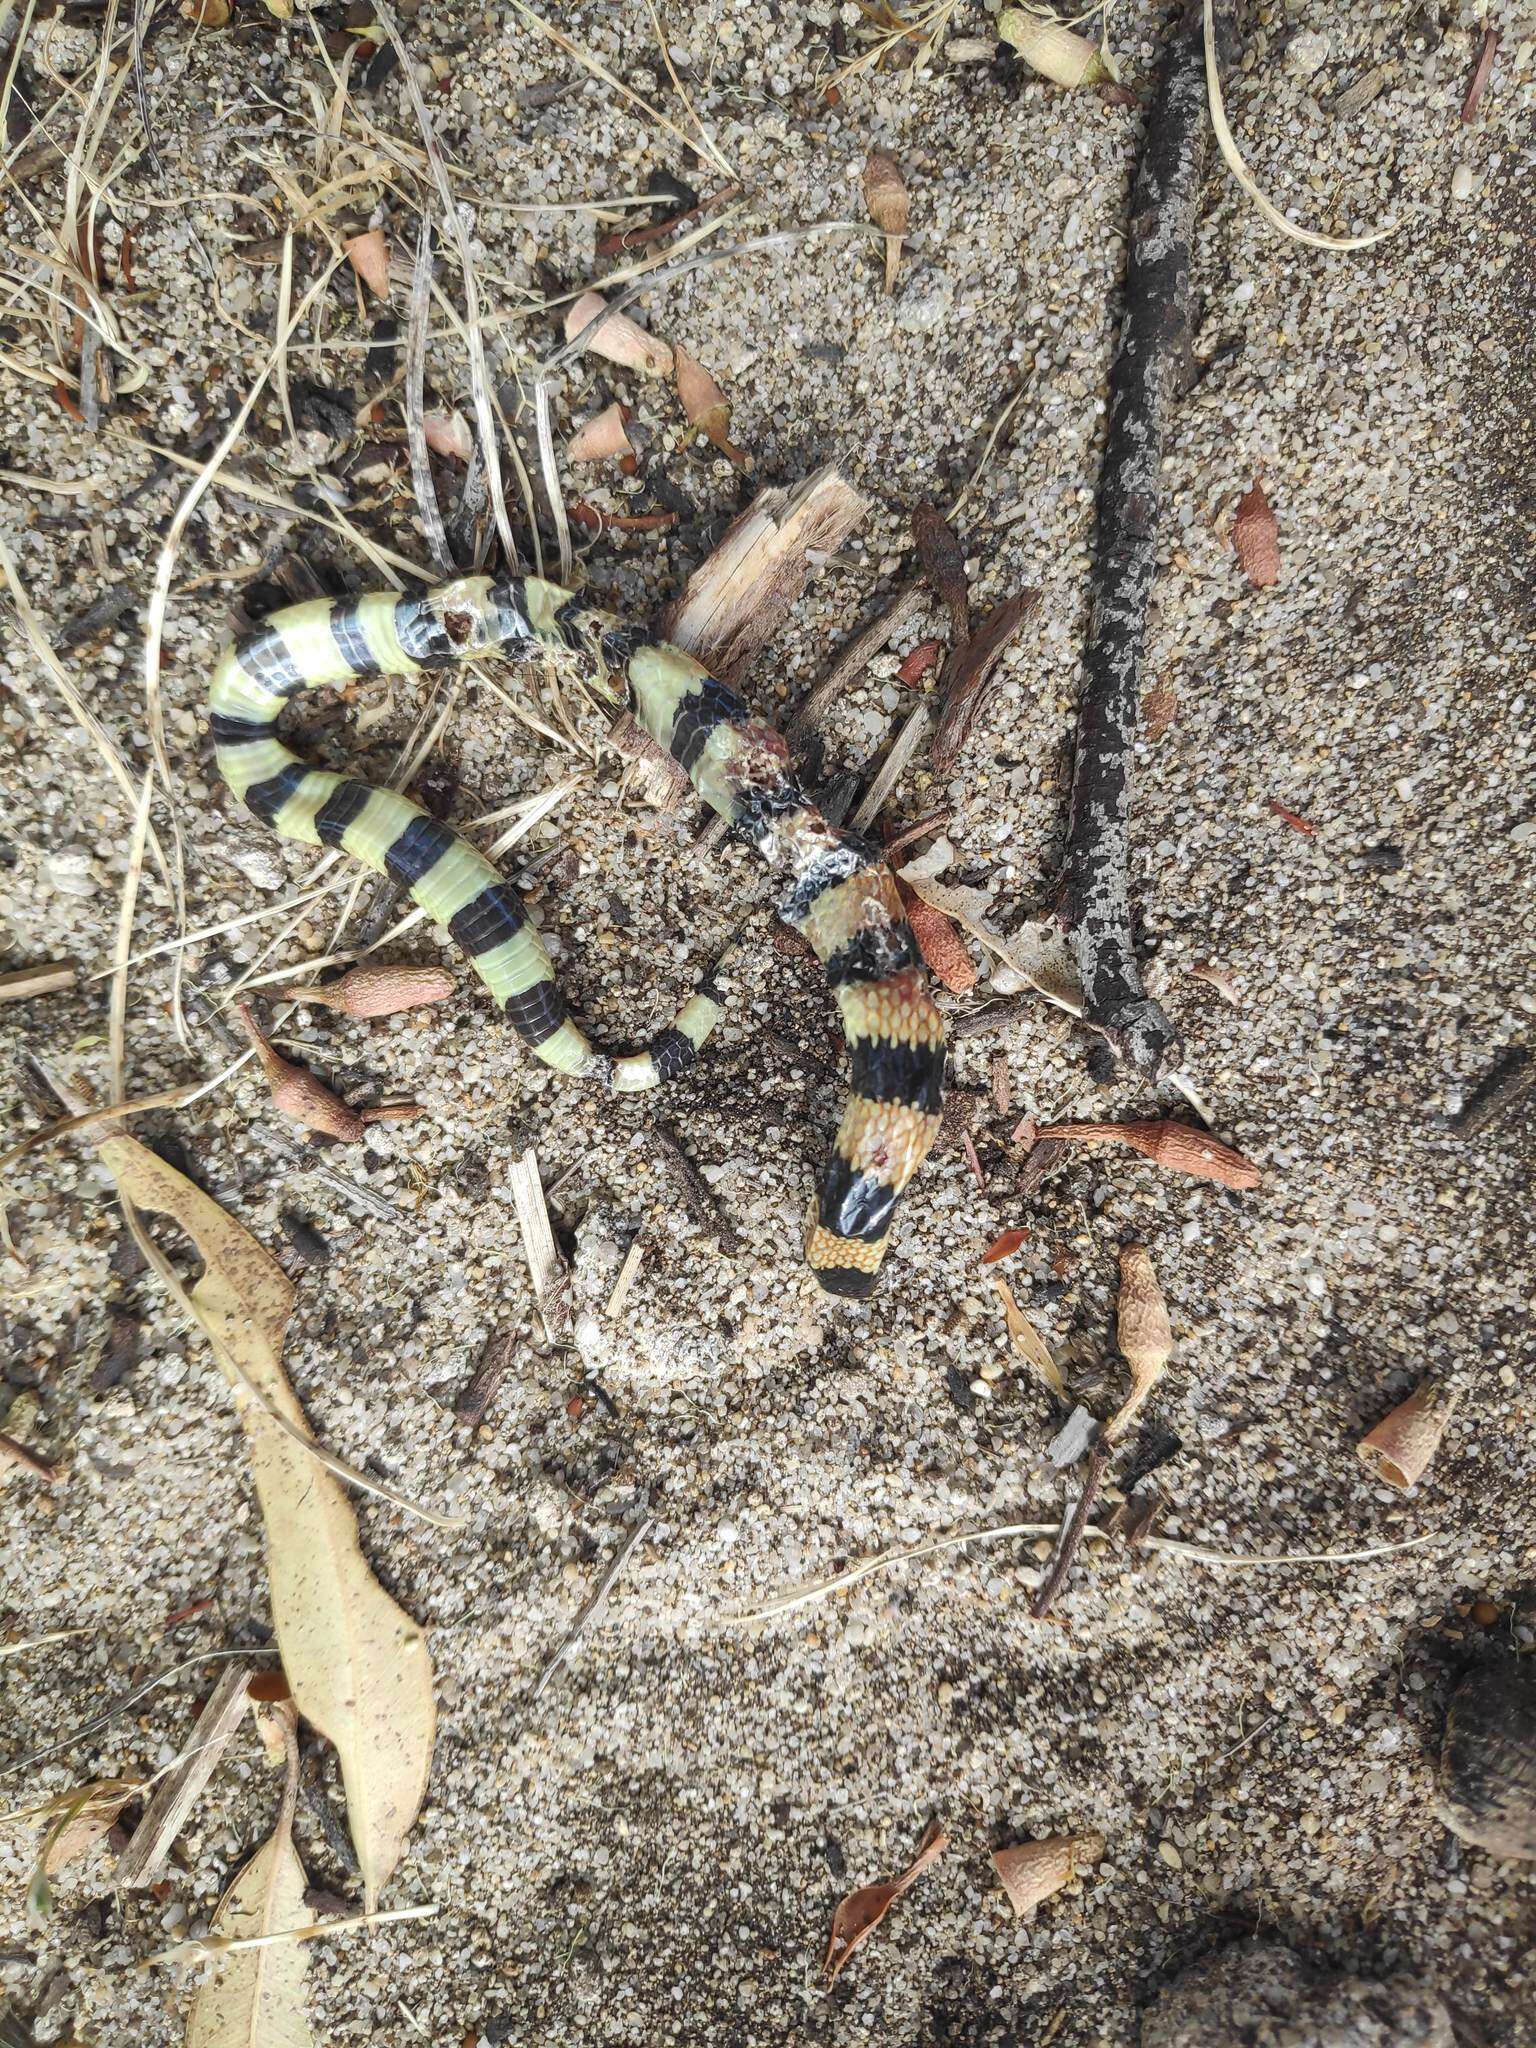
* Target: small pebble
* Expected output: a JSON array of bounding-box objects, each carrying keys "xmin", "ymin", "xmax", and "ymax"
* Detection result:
[
  {"xmin": 1158, "ymin": 1841, "xmax": 1184, "ymax": 1871},
  {"xmin": 1451, "ymin": 164, "xmax": 1475, "ymax": 202}
]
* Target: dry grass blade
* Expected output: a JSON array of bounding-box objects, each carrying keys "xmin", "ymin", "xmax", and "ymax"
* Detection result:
[
  {"xmin": 1203, "ymin": 0, "xmax": 1398, "ymax": 249},
  {"xmin": 0, "ymin": 534, "xmax": 171, "ymax": 892},
  {"xmin": 508, "ymin": 0, "xmax": 735, "ymax": 179},
  {"xmin": 375, "ymin": 1, "xmax": 518, "ymax": 568},
  {"xmin": 823, "ymin": 1822, "xmax": 947, "ymax": 1988},
  {"xmin": 510, "ymin": 1147, "xmax": 571, "ymax": 1342},
  {"xmin": 405, "ymin": 214, "xmax": 456, "ymax": 576},
  {"xmin": 115, "ymin": 1663, "xmax": 254, "ymax": 1890},
  {"xmin": 108, "ymin": 769, "xmax": 155, "ymax": 1107}
]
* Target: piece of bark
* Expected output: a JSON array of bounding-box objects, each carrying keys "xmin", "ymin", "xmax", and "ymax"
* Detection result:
[
  {"xmin": 115, "ymin": 1662, "xmax": 255, "ymax": 1888},
  {"xmin": 930, "ymin": 590, "xmax": 1040, "ymax": 775},
  {"xmin": 455, "ymin": 1327, "xmax": 518, "ymax": 1427},
  {"xmin": 0, "ymin": 1428, "xmax": 61, "ymax": 1484},
  {"xmin": 910, "ymin": 502, "xmax": 970, "ymax": 646},
  {"xmin": 0, "ymin": 962, "xmax": 78, "ymax": 1004},
  {"xmin": 1060, "ymin": 0, "xmax": 1206, "ymax": 1079},
  {"xmin": 1447, "ymin": 1047, "xmax": 1533, "ymax": 1137},
  {"xmin": 616, "ymin": 465, "xmax": 870, "ymax": 811}
]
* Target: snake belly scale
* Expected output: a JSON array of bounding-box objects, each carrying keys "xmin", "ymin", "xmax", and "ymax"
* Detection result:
[{"xmin": 209, "ymin": 574, "xmax": 945, "ymax": 1298}]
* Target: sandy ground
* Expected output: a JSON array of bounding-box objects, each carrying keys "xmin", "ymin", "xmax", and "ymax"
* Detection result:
[{"xmin": 2, "ymin": 1, "xmax": 1534, "ymax": 2042}]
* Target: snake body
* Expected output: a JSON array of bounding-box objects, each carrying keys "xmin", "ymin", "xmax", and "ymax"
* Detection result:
[{"xmin": 210, "ymin": 574, "xmax": 945, "ymax": 1297}]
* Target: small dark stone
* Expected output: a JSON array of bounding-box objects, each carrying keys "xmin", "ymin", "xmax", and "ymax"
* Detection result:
[
  {"xmin": 290, "ymin": 379, "xmax": 357, "ymax": 445},
  {"xmin": 1359, "ymin": 843, "xmax": 1404, "ymax": 874},
  {"xmin": 945, "ymin": 1365, "xmax": 975, "ymax": 1413},
  {"xmin": 279, "ymin": 1211, "xmax": 333, "ymax": 1268},
  {"xmin": 645, "ymin": 167, "xmax": 699, "ymax": 215},
  {"xmin": 821, "ymin": 1836, "xmax": 846, "ymax": 1878},
  {"xmin": 1085, "ymin": 1038, "xmax": 1118, "ymax": 1084},
  {"xmin": 91, "ymin": 1308, "xmax": 142, "ymax": 1393}
]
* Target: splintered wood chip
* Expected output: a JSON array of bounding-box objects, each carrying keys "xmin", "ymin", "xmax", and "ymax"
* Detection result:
[
  {"xmin": 822, "ymin": 1822, "xmax": 947, "ymax": 1988},
  {"xmin": 896, "ymin": 879, "xmax": 976, "ymax": 993},
  {"xmin": 1233, "ymin": 480, "xmax": 1280, "ymax": 588}
]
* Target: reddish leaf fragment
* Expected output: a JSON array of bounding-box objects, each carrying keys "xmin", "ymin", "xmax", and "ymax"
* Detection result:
[
  {"xmin": 982, "ymin": 1226, "xmax": 1029, "ymax": 1265},
  {"xmin": 1034, "ymin": 1119, "xmax": 1262, "ymax": 1191},
  {"xmin": 1141, "ymin": 682, "xmax": 1178, "ymax": 741},
  {"xmin": 53, "ymin": 381, "xmax": 86, "ymax": 423},
  {"xmin": 1266, "ymin": 799, "xmax": 1316, "ymax": 835},
  {"xmin": 1461, "ymin": 27, "xmax": 1499, "ymax": 122},
  {"xmin": 566, "ymin": 501, "xmax": 677, "ymax": 536},
  {"xmin": 118, "ymin": 228, "xmax": 137, "ymax": 291},
  {"xmin": 1233, "ymin": 480, "xmax": 1280, "ymax": 588},
  {"xmin": 897, "ymin": 638, "xmax": 943, "ymax": 687},
  {"xmin": 823, "ymin": 1823, "xmax": 948, "ymax": 1989}
]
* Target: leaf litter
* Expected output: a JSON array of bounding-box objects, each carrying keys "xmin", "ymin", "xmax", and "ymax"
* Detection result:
[{"xmin": 823, "ymin": 1821, "xmax": 948, "ymax": 1988}]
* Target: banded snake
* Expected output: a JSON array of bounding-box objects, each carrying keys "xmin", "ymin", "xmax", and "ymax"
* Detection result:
[{"xmin": 209, "ymin": 574, "xmax": 946, "ymax": 1298}]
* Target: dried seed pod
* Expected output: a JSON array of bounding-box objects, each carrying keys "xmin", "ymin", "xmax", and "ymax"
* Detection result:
[
  {"xmin": 1105, "ymin": 1242, "xmax": 1172, "ymax": 1444},
  {"xmin": 895, "ymin": 879, "xmax": 975, "ymax": 994},
  {"xmin": 991, "ymin": 1832, "xmax": 1102, "ymax": 1920},
  {"xmin": 997, "ymin": 9, "xmax": 1108, "ymax": 87},
  {"xmin": 862, "ymin": 150, "xmax": 908, "ymax": 293},
  {"xmin": 1033, "ymin": 1119, "xmax": 1261, "ymax": 1191},
  {"xmin": 566, "ymin": 402, "xmax": 634, "ymax": 464},
  {"xmin": 1438, "ymin": 1661, "xmax": 1536, "ymax": 1860},
  {"xmin": 1357, "ymin": 1377, "xmax": 1458, "ymax": 1491},
  {"xmin": 563, "ymin": 290, "xmax": 673, "ymax": 377},
  {"xmin": 674, "ymin": 347, "xmax": 749, "ymax": 467},
  {"xmin": 271, "ymin": 964, "xmax": 456, "ymax": 1018},
  {"xmin": 1234, "ymin": 479, "xmax": 1281, "ymax": 587},
  {"xmin": 238, "ymin": 1002, "xmax": 366, "ymax": 1142}
]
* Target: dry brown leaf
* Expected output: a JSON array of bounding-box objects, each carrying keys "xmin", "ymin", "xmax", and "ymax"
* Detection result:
[
  {"xmin": 1233, "ymin": 480, "xmax": 1280, "ymax": 588},
  {"xmin": 896, "ymin": 863, "xmax": 1083, "ymax": 1015},
  {"xmin": 1033, "ymin": 1119, "xmax": 1261, "ymax": 1190},
  {"xmin": 343, "ymin": 229, "xmax": 390, "ymax": 301},
  {"xmin": 181, "ymin": 0, "xmax": 231, "ymax": 24},
  {"xmin": 992, "ymin": 1276, "xmax": 1067, "ymax": 1399},
  {"xmin": 1141, "ymin": 682, "xmax": 1178, "ymax": 742},
  {"xmin": 187, "ymin": 1704, "xmax": 315, "ymax": 2048},
  {"xmin": 823, "ymin": 1823, "xmax": 947, "ymax": 1988},
  {"xmin": 86, "ymin": 1130, "xmax": 437, "ymax": 1910},
  {"xmin": 261, "ymin": 0, "xmax": 295, "ymax": 16}
]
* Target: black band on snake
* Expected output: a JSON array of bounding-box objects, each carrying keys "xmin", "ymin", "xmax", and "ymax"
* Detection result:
[{"xmin": 209, "ymin": 575, "xmax": 946, "ymax": 1298}]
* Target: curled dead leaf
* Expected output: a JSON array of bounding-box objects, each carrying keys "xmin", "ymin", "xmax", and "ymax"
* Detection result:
[
  {"xmin": 1233, "ymin": 479, "xmax": 1280, "ymax": 588},
  {"xmin": 823, "ymin": 1822, "xmax": 947, "ymax": 1989},
  {"xmin": 181, "ymin": 0, "xmax": 231, "ymax": 24},
  {"xmin": 1187, "ymin": 960, "xmax": 1241, "ymax": 1005},
  {"xmin": 675, "ymin": 346, "xmax": 749, "ymax": 467},
  {"xmin": 992, "ymin": 1275, "xmax": 1067, "ymax": 1399}
]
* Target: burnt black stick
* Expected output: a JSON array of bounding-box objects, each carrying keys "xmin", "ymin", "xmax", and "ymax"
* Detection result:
[{"xmin": 1063, "ymin": 0, "xmax": 1208, "ymax": 1078}]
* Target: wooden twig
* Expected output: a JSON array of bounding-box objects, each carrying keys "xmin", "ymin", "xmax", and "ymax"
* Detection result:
[
  {"xmin": 509, "ymin": 1147, "xmax": 571, "ymax": 1341},
  {"xmin": 783, "ymin": 579, "xmax": 928, "ymax": 752},
  {"xmin": 114, "ymin": 1662, "xmax": 255, "ymax": 1888},
  {"xmin": 0, "ymin": 962, "xmax": 77, "ymax": 1004},
  {"xmin": 1061, "ymin": 0, "xmax": 1206, "ymax": 1079},
  {"xmin": 405, "ymin": 215, "xmax": 458, "ymax": 578},
  {"xmin": 648, "ymin": 1124, "xmax": 740, "ymax": 1257},
  {"xmin": 0, "ymin": 1429, "xmax": 61, "ymax": 1485},
  {"xmin": 930, "ymin": 590, "xmax": 1040, "ymax": 774},
  {"xmin": 1031, "ymin": 1435, "xmax": 1112, "ymax": 1618},
  {"xmin": 618, "ymin": 466, "xmax": 870, "ymax": 813}
]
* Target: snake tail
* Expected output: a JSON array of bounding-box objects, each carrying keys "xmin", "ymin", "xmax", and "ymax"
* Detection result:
[{"xmin": 210, "ymin": 575, "xmax": 945, "ymax": 1297}]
